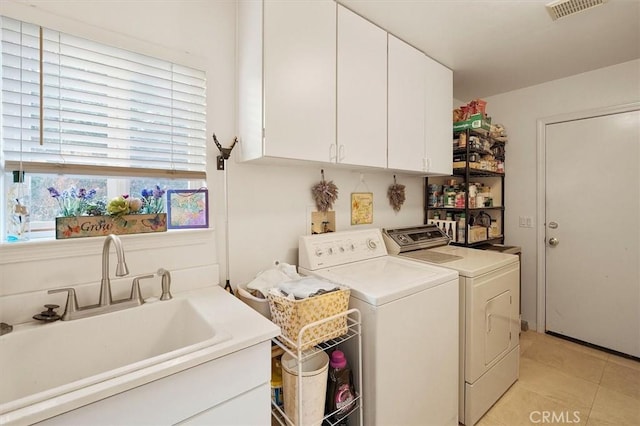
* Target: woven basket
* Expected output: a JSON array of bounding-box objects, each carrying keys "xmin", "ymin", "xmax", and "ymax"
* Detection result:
[{"xmin": 268, "ymin": 288, "xmax": 350, "ymax": 350}]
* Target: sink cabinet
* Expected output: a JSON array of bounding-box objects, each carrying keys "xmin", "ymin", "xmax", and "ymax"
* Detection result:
[{"xmin": 38, "ymin": 341, "xmax": 272, "ymax": 425}]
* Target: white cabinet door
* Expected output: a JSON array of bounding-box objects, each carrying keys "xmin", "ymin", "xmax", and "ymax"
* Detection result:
[
  {"xmin": 424, "ymin": 56, "xmax": 453, "ymax": 175},
  {"xmin": 337, "ymin": 5, "xmax": 387, "ymax": 168},
  {"xmin": 388, "ymin": 34, "xmax": 426, "ymax": 172},
  {"xmin": 263, "ymin": 0, "xmax": 336, "ymax": 162}
]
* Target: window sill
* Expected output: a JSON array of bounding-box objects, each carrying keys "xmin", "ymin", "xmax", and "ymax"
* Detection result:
[{"xmin": 0, "ymin": 228, "xmax": 215, "ymax": 265}]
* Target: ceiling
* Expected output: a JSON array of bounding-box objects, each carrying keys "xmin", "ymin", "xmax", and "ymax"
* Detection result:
[{"xmin": 338, "ymin": 0, "xmax": 640, "ymax": 101}]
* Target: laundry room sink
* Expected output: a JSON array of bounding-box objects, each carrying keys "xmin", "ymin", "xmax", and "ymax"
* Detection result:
[{"xmin": 0, "ymin": 295, "xmax": 231, "ymax": 412}]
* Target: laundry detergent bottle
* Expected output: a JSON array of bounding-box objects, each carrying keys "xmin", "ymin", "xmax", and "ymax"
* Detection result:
[{"xmin": 326, "ymin": 350, "xmax": 356, "ymax": 423}]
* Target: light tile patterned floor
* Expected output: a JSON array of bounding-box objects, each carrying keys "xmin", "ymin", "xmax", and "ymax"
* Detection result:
[{"xmin": 476, "ymin": 330, "xmax": 640, "ymax": 426}]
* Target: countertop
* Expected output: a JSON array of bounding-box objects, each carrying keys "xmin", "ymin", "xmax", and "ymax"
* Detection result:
[{"xmin": 0, "ymin": 285, "xmax": 280, "ymax": 425}]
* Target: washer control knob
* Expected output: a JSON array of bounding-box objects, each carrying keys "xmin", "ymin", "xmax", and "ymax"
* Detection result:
[
  {"xmin": 315, "ymin": 248, "xmax": 323, "ymax": 257},
  {"xmin": 367, "ymin": 239, "xmax": 377, "ymax": 250},
  {"xmin": 327, "ymin": 247, "xmax": 334, "ymax": 255}
]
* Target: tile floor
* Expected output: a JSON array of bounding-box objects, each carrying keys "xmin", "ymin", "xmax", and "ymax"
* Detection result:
[{"xmin": 477, "ymin": 330, "xmax": 640, "ymax": 426}]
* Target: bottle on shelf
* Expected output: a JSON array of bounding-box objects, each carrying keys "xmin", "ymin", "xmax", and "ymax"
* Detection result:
[
  {"xmin": 6, "ymin": 171, "xmax": 30, "ymax": 242},
  {"xmin": 457, "ymin": 213, "xmax": 466, "ymax": 244},
  {"xmin": 271, "ymin": 356, "xmax": 283, "ymax": 407},
  {"xmin": 326, "ymin": 350, "xmax": 356, "ymax": 424},
  {"xmin": 447, "ymin": 223, "xmax": 454, "ymax": 240}
]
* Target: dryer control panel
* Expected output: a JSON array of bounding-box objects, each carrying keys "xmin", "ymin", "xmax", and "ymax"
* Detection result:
[{"xmin": 299, "ymin": 228, "xmax": 387, "ymax": 270}]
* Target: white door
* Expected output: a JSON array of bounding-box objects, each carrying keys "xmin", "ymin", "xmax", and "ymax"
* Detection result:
[
  {"xmin": 337, "ymin": 5, "xmax": 387, "ymax": 168},
  {"xmin": 545, "ymin": 109, "xmax": 640, "ymax": 357},
  {"xmin": 424, "ymin": 55, "xmax": 453, "ymax": 175},
  {"xmin": 387, "ymin": 34, "xmax": 426, "ymax": 172},
  {"xmin": 263, "ymin": 0, "xmax": 336, "ymax": 162}
]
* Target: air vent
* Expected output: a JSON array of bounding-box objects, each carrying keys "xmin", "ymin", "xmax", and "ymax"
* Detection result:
[{"xmin": 546, "ymin": 0, "xmax": 609, "ymax": 21}]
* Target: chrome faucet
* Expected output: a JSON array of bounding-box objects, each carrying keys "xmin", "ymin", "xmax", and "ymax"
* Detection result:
[
  {"xmin": 48, "ymin": 234, "xmax": 154, "ymax": 321},
  {"xmin": 99, "ymin": 234, "xmax": 130, "ymax": 306}
]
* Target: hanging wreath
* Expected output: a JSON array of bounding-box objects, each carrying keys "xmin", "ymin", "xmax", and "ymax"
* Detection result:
[
  {"xmin": 311, "ymin": 169, "xmax": 339, "ymax": 212},
  {"xmin": 388, "ymin": 175, "xmax": 406, "ymax": 212}
]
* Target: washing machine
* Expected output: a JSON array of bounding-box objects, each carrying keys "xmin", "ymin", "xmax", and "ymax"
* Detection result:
[
  {"xmin": 382, "ymin": 224, "xmax": 520, "ymax": 426},
  {"xmin": 298, "ymin": 228, "xmax": 459, "ymax": 426}
]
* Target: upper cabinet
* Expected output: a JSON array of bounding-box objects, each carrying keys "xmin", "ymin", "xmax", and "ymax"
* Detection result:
[
  {"xmin": 388, "ymin": 35, "xmax": 453, "ymax": 175},
  {"xmin": 238, "ymin": 0, "xmax": 336, "ymax": 163},
  {"xmin": 237, "ymin": 1, "xmax": 453, "ymax": 176},
  {"xmin": 424, "ymin": 55, "xmax": 453, "ymax": 175},
  {"xmin": 387, "ymin": 34, "xmax": 426, "ymax": 172},
  {"xmin": 336, "ymin": 5, "xmax": 387, "ymax": 168}
]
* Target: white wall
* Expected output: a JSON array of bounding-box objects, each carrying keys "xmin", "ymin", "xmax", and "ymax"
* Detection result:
[
  {"xmin": 483, "ymin": 59, "xmax": 640, "ymax": 329},
  {"xmin": 226, "ymin": 161, "xmax": 425, "ymax": 286},
  {"xmin": 0, "ymin": 0, "xmax": 426, "ymax": 325}
]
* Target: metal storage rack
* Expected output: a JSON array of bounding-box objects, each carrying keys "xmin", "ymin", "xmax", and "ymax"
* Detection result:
[
  {"xmin": 271, "ymin": 309, "xmax": 363, "ymax": 426},
  {"xmin": 425, "ymin": 127, "xmax": 506, "ymax": 247}
]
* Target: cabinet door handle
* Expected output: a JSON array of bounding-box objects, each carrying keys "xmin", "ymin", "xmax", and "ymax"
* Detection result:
[
  {"xmin": 423, "ymin": 157, "xmax": 430, "ymax": 172},
  {"xmin": 338, "ymin": 145, "xmax": 345, "ymax": 162},
  {"xmin": 329, "ymin": 144, "xmax": 336, "ymax": 161}
]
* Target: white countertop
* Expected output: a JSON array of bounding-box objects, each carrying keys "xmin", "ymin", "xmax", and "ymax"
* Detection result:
[{"xmin": 0, "ymin": 286, "xmax": 280, "ymax": 426}]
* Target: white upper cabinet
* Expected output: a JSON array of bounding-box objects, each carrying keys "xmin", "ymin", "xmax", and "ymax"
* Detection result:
[
  {"xmin": 238, "ymin": 1, "xmax": 453, "ymax": 175},
  {"xmin": 387, "ymin": 34, "xmax": 426, "ymax": 173},
  {"xmin": 336, "ymin": 5, "xmax": 387, "ymax": 168},
  {"xmin": 237, "ymin": 0, "xmax": 336, "ymax": 163},
  {"xmin": 424, "ymin": 56, "xmax": 453, "ymax": 175}
]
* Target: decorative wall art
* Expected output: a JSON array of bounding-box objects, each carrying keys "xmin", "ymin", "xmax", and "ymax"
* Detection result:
[
  {"xmin": 387, "ymin": 175, "xmax": 406, "ymax": 212},
  {"xmin": 311, "ymin": 169, "xmax": 338, "ymax": 212},
  {"xmin": 167, "ymin": 189, "xmax": 209, "ymax": 229},
  {"xmin": 351, "ymin": 192, "xmax": 373, "ymax": 225}
]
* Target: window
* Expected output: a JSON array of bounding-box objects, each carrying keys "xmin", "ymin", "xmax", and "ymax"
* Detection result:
[{"xmin": 1, "ymin": 16, "xmax": 207, "ymax": 240}]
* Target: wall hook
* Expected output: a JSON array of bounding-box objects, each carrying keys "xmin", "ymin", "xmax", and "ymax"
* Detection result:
[{"xmin": 212, "ymin": 133, "xmax": 238, "ymax": 171}]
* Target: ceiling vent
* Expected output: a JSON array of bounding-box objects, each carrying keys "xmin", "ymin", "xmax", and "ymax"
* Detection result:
[{"xmin": 546, "ymin": 0, "xmax": 609, "ymax": 21}]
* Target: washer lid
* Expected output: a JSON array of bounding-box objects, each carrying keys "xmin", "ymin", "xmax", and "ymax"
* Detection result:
[{"xmin": 304, "ymin": 256, "xmax": 458, "ymax": 306}]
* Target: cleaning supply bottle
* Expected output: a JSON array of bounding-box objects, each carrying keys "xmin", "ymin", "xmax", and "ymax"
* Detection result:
[
  {"xmin": 271, "ymin": 356, "xmax": 283, "ymax": 407},
  {"xmin": 326, "ymin": 350, "xmax": 356, "ymax": 423}
]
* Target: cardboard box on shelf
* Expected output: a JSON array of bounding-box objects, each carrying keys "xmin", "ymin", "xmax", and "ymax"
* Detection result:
[
  {"xmin": 453, "ymin": 113, "xmax": 491, "ymax": 133},
  {"xmin": 468, "ymin": 226, "xmax": 488, "ymax": 243}
]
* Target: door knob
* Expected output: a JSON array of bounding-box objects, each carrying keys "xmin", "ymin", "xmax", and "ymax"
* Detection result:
[{"xmin": 548, "ymin": 237, "xmax": 559, "ymax": 247}]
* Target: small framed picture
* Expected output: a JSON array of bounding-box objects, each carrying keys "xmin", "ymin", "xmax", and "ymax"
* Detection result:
[
  {"xmin": 351, "ymin": 192, "xmax": 373, "ymax": 225},
  {"xmin": 167, "ymin": 189, "xmax": 209, "ymax": 229}
]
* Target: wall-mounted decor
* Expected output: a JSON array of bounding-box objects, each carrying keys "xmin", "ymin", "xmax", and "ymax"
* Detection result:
[
  {"xmin": 311, "ymin": 169, "xmax": 339, "ymax": 212},
  {"xmin": 351, "ymin": 192, "xmax": 373, "ymax": 225},
  {"xmin": 55, "ymin": 214, "xmax": 166, "ymax": 239},
  {"xmin": 167, "ymin": 189, "xmax": 209, "ymax": 229},
  {"xmin": 388, "ymin": 175, "xmax": 406, "ymax": 212},
  {"xmin": 311, "ymin": 210, "xmax": 336, "ymax": 234}
]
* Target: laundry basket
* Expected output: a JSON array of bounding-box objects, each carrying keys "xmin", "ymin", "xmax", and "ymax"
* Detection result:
[{"xmin": 268, "ymin": 288, "xmax": 350, "ymax": 350}]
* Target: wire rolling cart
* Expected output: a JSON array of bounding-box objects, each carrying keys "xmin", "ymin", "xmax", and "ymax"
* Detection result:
[{"xmin": 271, "ymin": 308, "xmax": 363, "ymax": 426}]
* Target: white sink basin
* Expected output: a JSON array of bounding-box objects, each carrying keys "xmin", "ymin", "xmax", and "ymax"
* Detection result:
[{"xmin": 0, "ymin": 297, "xmax": 231, "ymax": 413}]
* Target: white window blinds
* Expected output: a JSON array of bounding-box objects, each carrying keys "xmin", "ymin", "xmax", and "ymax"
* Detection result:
[{"xmin": 1, "ymin": 16, "xmax": 207, "ymax": 179}]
